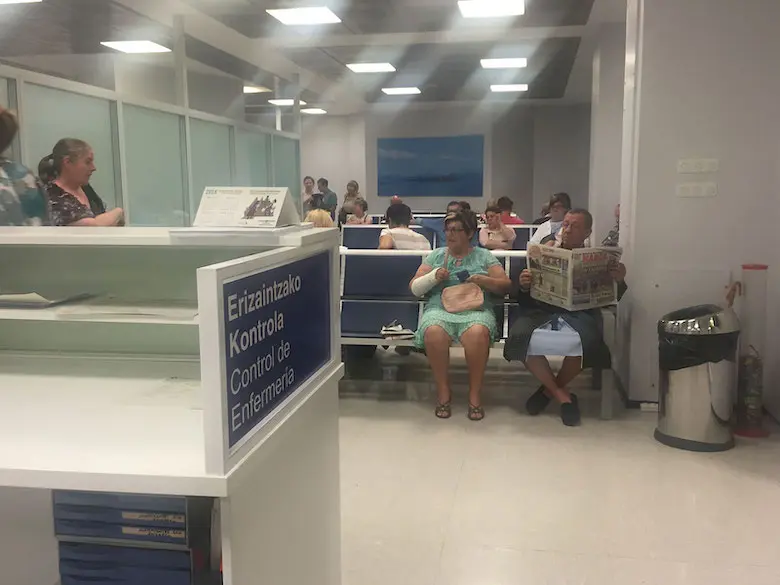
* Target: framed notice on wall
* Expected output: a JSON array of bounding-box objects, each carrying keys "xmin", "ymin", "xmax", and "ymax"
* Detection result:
[{"xmin": 377, "ymin": 135, "xmax": 485, "ymax": 198}]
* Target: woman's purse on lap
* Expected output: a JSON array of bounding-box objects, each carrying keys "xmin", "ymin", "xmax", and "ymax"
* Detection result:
[{"xmin": 440, "ymin": 251, "xmax": 484, "ymax": 313}]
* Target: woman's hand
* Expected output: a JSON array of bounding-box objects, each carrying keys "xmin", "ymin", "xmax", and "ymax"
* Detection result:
[
  {"xmin": 519, "ymin": 269, "xmax": 533, "ymax": 290},
  {"xmin": 467, "ymin": 274, "xmax": 487, "ymax": 288},
  {"xmin": 435, "ymin": 268, "xmax": 450, "ymax": 282}
]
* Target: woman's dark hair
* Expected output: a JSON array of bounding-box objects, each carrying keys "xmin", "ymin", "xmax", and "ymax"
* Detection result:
[
  {"xmin": 355, "ymin": 198, "xmax": 368, "ymax": 212},
  {"xmin": 0, "ymin": 108, "xmax": 18, "ymax": 155},
  {"xmin": 38, "ymin": 138, "xmax": 90, "ymax": 184},
  {"xmin": 497, "ymin": 196, "xmax": 514, "ymax": 212},
  {"xmin": 386, "ymin": 203, "xmax": 412, "ymax": 227},
  {"xmin": 445, "ymin": 210, "xmax": 478, "ymax": 237},
  {"xmin": 550, "ymin": 192, "xmax": 572, "ymax": 210},
  {"xmin": 459, "ymin": 201, "xmax": 472, "ymax": 211},
  {"xmin": 485, "ymin": 205, "xmax": 501, "ymax": 215}
]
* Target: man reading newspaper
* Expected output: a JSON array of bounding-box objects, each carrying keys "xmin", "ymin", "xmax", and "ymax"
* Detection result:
[{"xmin": 503, "ymin": 209, "xmax": 627, "ymax": 426}]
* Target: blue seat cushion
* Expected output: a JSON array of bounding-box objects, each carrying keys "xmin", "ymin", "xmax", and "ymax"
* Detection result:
[{"xmin": 341, "ymin": 300, "xmax": 419, "ymax": 337}]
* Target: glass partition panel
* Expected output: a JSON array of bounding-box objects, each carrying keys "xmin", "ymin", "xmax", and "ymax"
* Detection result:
[
  {"xmin": 235, "ymin": 129, "xmax": 271, "ymax": 187},
  {"xmin": 271, "ymin": 135, "xmax": 300, "ymax": 209},
  {"xmin": 0, "ymin": 78, "xmax": 9, "ymax": 157},
  {"xmin": 0, "ymin": 78, "xmax": 8, "ymax": 111},
  {"xmin": 189, "ymin": 118, "xmax": 232, "ymax": 212},
  {"xmin": 22, "ymin": 83, "xmax": 118, "ymax": 208},
  {"xmin": 123, "ymin": 104, "xmax": 187, "ymax": 226}
]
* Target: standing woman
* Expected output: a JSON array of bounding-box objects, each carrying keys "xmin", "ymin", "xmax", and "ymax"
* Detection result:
[
  {"xmin": 302, "ymin": 175, "xmax": 317, "ymax": 212},
  {"xmin": 338, "ymin": 180, "xmax": 361, "ymax": 225},
  {"xmin": 39, "ymin": 138, "xmax": 124, "ymax": 227},
  {"xmin": 409, "ymin": 211, "xmax": 511, "ymax": 421},
  {"xmin": 0, "ymin": 105, "xmax": 48, "ymax": 225}
]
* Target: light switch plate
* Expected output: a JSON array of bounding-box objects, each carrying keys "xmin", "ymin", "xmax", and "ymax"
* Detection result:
[
  {"xmin": 677, "ymin": 158, "xmax": 720, "ymax": 174},
  {"xmin": 676, "ymin": 181, "xmax": 717, "ymax": 197}
]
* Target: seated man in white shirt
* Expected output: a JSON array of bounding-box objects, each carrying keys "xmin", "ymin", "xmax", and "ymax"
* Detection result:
[
  {"xmin": 529, "ymin": 192, "xmax": 571, "ymax": 245},
  {"xmin": 379, "ymin": 203, "xmax": 432, "ymax": 251}
]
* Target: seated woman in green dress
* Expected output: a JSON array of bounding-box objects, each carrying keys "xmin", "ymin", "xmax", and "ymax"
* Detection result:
[{"xmin": 409, "ymin": 211, "xmax": 511, "ymax": 421}]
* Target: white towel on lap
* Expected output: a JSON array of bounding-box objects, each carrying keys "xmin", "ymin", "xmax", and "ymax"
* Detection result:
[{"xmin": 526, "ymin": 317, "xmax": 583, "ymax": 357}]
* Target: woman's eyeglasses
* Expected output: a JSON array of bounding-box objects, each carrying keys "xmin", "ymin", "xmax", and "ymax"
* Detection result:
[{"xmin": 445, "ymin": 227, "xmax": 465, "ymax": 234}]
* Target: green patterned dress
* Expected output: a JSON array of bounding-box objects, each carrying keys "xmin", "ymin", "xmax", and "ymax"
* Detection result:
[{"xmin": 414, "ymin": 247, "xmax": 501, "ymax": 348}]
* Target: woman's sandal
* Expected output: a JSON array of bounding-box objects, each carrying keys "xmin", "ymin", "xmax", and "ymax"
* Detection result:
[
  {"xmin": 467, "ymin": 404, "xmax": 485, "ymax": 422},
  {"xmin": 435, "ymin": 402, "xmax": 452, "ymax": 419}
]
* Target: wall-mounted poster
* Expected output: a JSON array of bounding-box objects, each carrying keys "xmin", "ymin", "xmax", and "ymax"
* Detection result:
[{"xmin": 377, "ymin": 135, "xmax": 485, "ymax": 198}]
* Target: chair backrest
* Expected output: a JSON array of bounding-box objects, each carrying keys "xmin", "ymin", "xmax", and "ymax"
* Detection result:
[
  {"xmin": 342, "ymin": 226, "xmax": 433, "ymax": 249},
  {"xmin": 507, "ymin": 255, "xmax": 526, "ymax": 289},
  {"xmin": 343, "ymin": 255, "xmax": 422, "ymax": 299},
  {"xmin": 513, "ymin": 227, "xmax": 532, "ymax": 250}
]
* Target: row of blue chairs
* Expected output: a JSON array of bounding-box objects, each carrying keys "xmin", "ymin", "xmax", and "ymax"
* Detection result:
[
  {"xmin": 338, "ymin": 248, "xmax": 620, "ymax": 419},
  {"xmin": 340, "ymin": 250, "xmax": 528, "ymax": 343},
  {"xmin": 341, "ymin": 224, "xmax": 536, "ymax": 250}
]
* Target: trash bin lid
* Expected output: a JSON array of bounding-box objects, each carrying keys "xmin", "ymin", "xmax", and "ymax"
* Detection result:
[{"xmin": 659, "ymin": 305, "xmax": 739, "ymax": 335}]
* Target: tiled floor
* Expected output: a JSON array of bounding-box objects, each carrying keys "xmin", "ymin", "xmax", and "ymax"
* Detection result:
[{"xmin": 339, "ymin": 395, "xmax": 780, "ymax": 585}]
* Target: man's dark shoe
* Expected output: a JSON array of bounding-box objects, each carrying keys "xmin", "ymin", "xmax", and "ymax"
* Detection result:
[
  {"xmin": 560, "ymin": 399, "xmax": 581, "ymax": 427},
  {"xmin": 525, "ymin": 386, "xmax": 551, "ymax": 416}
]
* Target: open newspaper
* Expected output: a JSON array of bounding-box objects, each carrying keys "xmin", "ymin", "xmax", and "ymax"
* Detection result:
[{"xmin": 526, "ymin": 244, "xmax": 623, "ymax": 311}]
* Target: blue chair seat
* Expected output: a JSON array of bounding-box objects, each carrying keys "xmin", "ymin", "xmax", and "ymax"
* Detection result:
[{"xmin": 341, "ymin": 300, "xmax": 419, "ymax": 337}]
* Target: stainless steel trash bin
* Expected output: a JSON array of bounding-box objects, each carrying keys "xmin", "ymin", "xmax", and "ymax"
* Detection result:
[{"xmin": 655, "ymin": 305, "xmax": 740, "ymax": 452}]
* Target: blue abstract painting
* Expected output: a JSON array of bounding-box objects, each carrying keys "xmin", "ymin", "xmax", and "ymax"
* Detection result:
[{"xmin": 377, "ymin": 135, "xmax": 485, "ymax": 198}]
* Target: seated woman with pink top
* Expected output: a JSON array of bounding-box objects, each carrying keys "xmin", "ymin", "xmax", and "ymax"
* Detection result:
[{"xmin": 479, "ymin": 205, "xmax": 516, "ymax": 250}]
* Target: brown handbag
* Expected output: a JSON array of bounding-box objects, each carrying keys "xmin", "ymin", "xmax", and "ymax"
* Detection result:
[{"xmin": 440, "ymin": 251, "xmax": 485, "ymax": 313}]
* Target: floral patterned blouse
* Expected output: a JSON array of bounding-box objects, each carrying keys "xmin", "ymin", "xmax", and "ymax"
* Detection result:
[
  {"xmin": 0, "ymin": 157, "xmax": 49, "ymax": 226},
  {"xmin": 46, "ymin": 183, "xmax": 106, "ymax": 227}
]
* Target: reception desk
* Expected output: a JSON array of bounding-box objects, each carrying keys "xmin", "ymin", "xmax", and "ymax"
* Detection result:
[{"xmin": 0, "ymin": 226, "xmax": 342, "ymax": 585}]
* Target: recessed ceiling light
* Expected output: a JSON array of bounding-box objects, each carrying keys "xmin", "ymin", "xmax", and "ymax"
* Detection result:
[
  {"xmin": 458, "ymin": 0, "xmax": 525, "ymax": 18},
  {"xmin": 481, "ymin": 57, "xmax": 528, "ymax": 69},
  {"xmin": 266, "ymin": 7, "xmax": 341, "ymax": 25},
  {"xmin": 268, "ymin": 99, "xmax": 308, "ymax": 106},
  {"xmin": 243, "ymin": 86, "xmax": 271, "ymax": 94},
  {"xmin": 347, "ymin": 62, "xmax": 396, "ymax": 73},
  {"xmin": 381, "ymin": 87, "xmax": 422, "ymax": 96},
  {"xmin": 100, "ymin": 41, "xmax": 171, "ymax": 54},
  {"xmin": 490, "ymin": 84, "xmax": 529, "ymax": 92},
  {"xmin": 302, "ymin": 108, "xmax": 327, "ymax": 115},
  {"xmin": 0, "ymin": 0, "xmax": 44, "ymax": 4}
]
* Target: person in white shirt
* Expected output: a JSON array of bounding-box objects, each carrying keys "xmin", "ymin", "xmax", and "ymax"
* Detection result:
[
  {"xmin": 379, "ymin": 203, "xmax": 432, "ymax": 251},
  {"xmin": 530, "ymin": 192, "xmax": 571, "ymax": 245}
]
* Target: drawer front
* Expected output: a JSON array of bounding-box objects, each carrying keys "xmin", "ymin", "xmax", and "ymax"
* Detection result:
[
  {"xmin": 59, "ymin": 542, "xmax": 191, "ymax": 570},
  {"xmin": 54, "ymin": 491, "xmax": 186, "ymax": 514},
  {"xmin": 55, "ymin": 519, "xmax": 187, "ymax": 545},
  {"xmin": 55, "ymin": 504, "xmax": 186, "ymax": 529}
]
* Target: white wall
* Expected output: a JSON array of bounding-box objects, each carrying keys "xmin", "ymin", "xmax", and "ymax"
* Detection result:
[
  {"xmin": 301, "ymin": 105, "xmax": 589, "ymax": 220},
  {"xmin": 622, "ymin": 0, "xmax": 780, "ymax": 402},
  {"xmin": 300, "ymin": 115, "xmax": 367, "ymax": 207},
  {"xmin": 588, "ymin": 24, "xmax": 626, "ymax": 243},
  {"xmin": 532, "ymin": 105, "xmax": 592, "ymax": 215}
]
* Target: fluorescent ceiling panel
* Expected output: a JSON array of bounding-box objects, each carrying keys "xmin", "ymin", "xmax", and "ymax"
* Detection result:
[
  {"xmin": 381, "ymin": 87, "xmax": 422, "ymax": 96},
  {"xmin": 481, "ymin": 57, "xmax": 528, "ymax": 69},
  {"xmin": 0, "ymin": 0, "xmax": 44, "ymax": 4},
  {"xmin": 266, "ymin": 7, "xmax": 341, "ymax": 25},
  {"xmin": 490, "ymin": 84, "xmax": 529, "ymax": 92},
  {"xmin": 458, "ymin": 0, "xmax": 525, "ymax": 18},
  {"xmin": 302, "ymin": 108, "xmax": 327, "ymax": 115},
  {"xmin": 346, "ymin": 62, "xmax": 396, "ymax": 73},
  {"xmin": 243, "ymin": 86, "xmax": 271, "ymax": 94},
  {"xmin": 100, "ymin": 41, "xmax": 170, "ymax": 54},
  {"xmin": 268, "ymin": 99, "xmax": 308, "ymax": 106}
]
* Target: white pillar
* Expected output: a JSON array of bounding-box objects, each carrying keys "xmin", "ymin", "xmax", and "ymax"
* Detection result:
[{"xmin": 588, "ymin": 24, "xmax": 625, "ymax": 244}]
